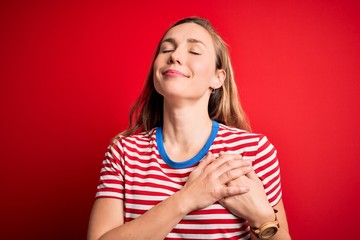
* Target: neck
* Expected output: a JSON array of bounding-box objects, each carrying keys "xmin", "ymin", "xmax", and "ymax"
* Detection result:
[{"xmin": 161, "ymin": 99, "xmax": 213, "ymax": 161}]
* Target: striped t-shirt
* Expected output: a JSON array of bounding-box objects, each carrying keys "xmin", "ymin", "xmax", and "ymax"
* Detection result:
[{"xmin": 96, "ymin": 121, "xmax": 282, "ymax": 239}]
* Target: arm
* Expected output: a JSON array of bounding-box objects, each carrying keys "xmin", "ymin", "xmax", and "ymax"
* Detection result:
[
  {"xmin": 88, "ymin": 152, "xmax": 253, "ymax": 240},
  {"xmin": 87, "ymin": 192, "xmax": 190, "ymax": 240},
  {"xmin": 219, "ymin": 134, "xmax": 291, "ymax": 239},
  {"xmin": 249, "ymin": 199, "xmax": 291, "ymax": 240},
  {"xmin": 219, "ymin": 168, "xmax": 291, "ymax": 239}
]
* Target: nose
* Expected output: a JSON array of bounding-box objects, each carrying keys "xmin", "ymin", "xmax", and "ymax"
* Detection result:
[{"xmin": 167, "ymin": 49, "xmax": 182, "ymax": 65}]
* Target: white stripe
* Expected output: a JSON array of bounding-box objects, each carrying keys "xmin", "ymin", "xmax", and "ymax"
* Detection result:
[
  {"xmin": 96, "ymin": 191, "xmax": 122, "ymax": 199},
  {"xmin": 122, "ymin": 139, "xmax": 154, "ymax": 150},
  {"xmin": 255, "ymin": 142, "xmax": 273, "ymax": 160},
  {"xmin": 216, "ymin": 134, "xmax": 258, "ymax": 144},
  {"xmin": 105, "ymin": 152, "xmax": 113, "ymax": 159},
  {"xmin": 124, "ymin": 184, "xmax": 177, "ymax": 196},
  {"xmin": 254, "ymin": 149, "xmax": 277, "ymax": 169},
  {"xmin": 212, "ymin": 143, "xmax": 257, "ymax": 153},
  {"xmin": 98, "ymin": 183, "xmax": 123, "ymax": 189},
  {"xmin": 125, "ymin": 213, "xmax": 239, "ymax": 221},
  {"xmin": 255, "ymin": 153, "xmax": 278, "ymax": 178},
  {"xmin": 124, "ymin": 161, "xmax": 191, "ymax": 174},
  {"xmin": 110, "ymin": 145, "xmax": 121, "ymax": 160},
  {"xmin": 267, "ymin": 182, "xmax": 282, "ymax": 200},
  {"xmin": 102, "ymin": 157, "xmax": 123, "ymax": 173},
  {"xmin": 100, "ymin": 166, "xmax": 120, "ymax": 174},
  {"xmin": 183, "ymin": 214, "xmax": 238, "ymax": 220},
  {"xmin": 125, "ymin": 203, "xmax": 153, "ymax": 211},
  {"xmin": 270, "ymin": 190, "xmax": 282, "ymax": 206},
  {"xmin": 125, "ymin": 202, "xmax": 231, "ymax": 213},
  {"xmin": 124, "ymin": 175, "xmax": 184, "ymax": 189},
  {"xmin": 125, "ymin": 159, "xmax": 193, "ymax": 176},
  {"xmin": 202, "ymin": 204, "xmax": 228, "ymax": 210},
  {"xmin": 125, "ymin": 194, "xmax": 168, "ymax": 201},
  {"xmin": 262, "ymin": 167, "xmax": 280, "ymax": 185},
  {"xmin": 162, "ymin": 166, "xmax": 194, "ymax": 174},
  {"xmin": 174, "ymin": 223, "xmax": 243, "ymax": 229},
  {"xmin": 166, "ymin": 230, "xmax": 249, "ymax": 239},
  {"xmin": 218, "ymin": 127, "xmax": 250, "ymax": 135},
  {"xmin": 99, "ymin": 175, "xmax": 121, "ymax": 181},
  {"xmin": 126, "ymin": 151, "xmax": 156, "ymax": 161},
  {"xmin": 264, "ymin": 174, "xmax": 281, "ymax": 193}
]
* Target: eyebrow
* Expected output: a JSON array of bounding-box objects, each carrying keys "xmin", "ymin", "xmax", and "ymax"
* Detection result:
[{"xmin": 161, "ymin": 38, "xmax": 206, "ymax": 47}]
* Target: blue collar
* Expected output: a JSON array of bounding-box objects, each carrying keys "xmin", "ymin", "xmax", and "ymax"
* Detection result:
[{"xmin": 156, "ymin": 120, "xmax": 219, "ymax": 169}]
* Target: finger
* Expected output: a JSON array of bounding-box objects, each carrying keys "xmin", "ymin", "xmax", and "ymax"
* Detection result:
[
  {"xmin": 245, "ymin": 168, "xmax": 259, "ymax": 181},
  {"xmin": 226, "ymin": 175, "xmax": 247, "ymax": 187},
  {"xmin": 218, "ymin": 186, "xmax": 250, "ymax": 199},
  {"xmin": 198, "ymin": 152, "xmax": 215, "ymax": 169},
  {"xmin": 219, "ymin": 151, "xmax": 242, "ymax": 158},
  {"xmin": 207, "ymin": 153, "xmax": 243, "ymax": 171},
  {"xmin": 218, "ymin": 164, "xmax": 253, "ymax": 184}
]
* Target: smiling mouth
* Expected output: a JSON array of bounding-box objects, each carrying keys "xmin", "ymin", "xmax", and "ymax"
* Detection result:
[{"xmin": 162, "ymin": 69, "xmax": 189, "ymax": 78}]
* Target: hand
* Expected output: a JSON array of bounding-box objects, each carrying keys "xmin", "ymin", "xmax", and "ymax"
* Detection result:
[
  {"xmin": 218, "ymin": 153, "xmax": 275, "ymax": 227},
  {"xmin": 179, "ymin": 152, "xmax": 253, "ymax": 213}
]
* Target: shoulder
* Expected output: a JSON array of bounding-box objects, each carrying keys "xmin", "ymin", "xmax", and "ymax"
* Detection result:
[
  {"xmin": 217, "ymin": 123, "xmax": 263, "ymax": 140},
  {"xmin": 111, "ymin": 128, "xmax": 157, "ymax": 148},
  {"xmin": 216, "ymin": 123, "xmax": 276, "ymax": 155},
  {"xmin": 105, "ymin": 128, "xmax": 157, "ymax": 162}
]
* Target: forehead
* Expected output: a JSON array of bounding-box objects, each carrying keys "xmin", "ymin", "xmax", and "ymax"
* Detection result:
[{"xmin": 163, "ymin": 22, "xmax": 214, "ymax": 47}]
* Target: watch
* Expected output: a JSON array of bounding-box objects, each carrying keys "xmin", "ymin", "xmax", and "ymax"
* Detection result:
[{"xmin": 250, "ymin": 209, "xmax": 280, "ymax": 239}]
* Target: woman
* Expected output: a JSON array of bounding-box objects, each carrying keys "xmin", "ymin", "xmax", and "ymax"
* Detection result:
[{"xmin": 88, "ymin": 17, "xmax": 291, "ymax": 240}]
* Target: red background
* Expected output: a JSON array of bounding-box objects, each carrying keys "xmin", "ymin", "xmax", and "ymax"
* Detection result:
[{"xmin": 1, "ymin": 1, "xmax": 359, "ymax": 239}]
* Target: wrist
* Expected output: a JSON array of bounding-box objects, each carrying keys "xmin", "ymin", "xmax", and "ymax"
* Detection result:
[
  {"xmin": 173, "ymin": 190, "xmax": 193, "ymax": 215},
  {"xmin": 250, "ymin": 209, "xmax": 280, "ymax": 239},
  {"xmin": 248, "ymin": 206, "xmax": 275, "ymax": 227}
]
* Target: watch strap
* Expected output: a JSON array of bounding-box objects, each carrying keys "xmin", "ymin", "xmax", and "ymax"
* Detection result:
[{"xmin": 250, "ymin": 209, "xmax": 279, "ymax": 239}]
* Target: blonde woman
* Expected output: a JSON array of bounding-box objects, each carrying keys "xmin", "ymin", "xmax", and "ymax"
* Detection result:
[{"xmin": 88, "ymin": 17, "xmax": 291, "ymax": 240}]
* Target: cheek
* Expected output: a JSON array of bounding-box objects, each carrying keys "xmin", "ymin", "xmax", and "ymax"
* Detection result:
[
  {"xmin": 153, "ymin": 56, "xmax": 160, "ymax": 73},
  {"xmin": 153, "ymin": 77, "xmax": 164, "ymax": 97},
  {"xmin": 192, "ymin": 59, "xmax": 216, "ymax": 81},
  {"xmin": 152, "ymin": 59, "xmax": 164, "ymax": 95},
  {"xmin": 153, "ymin": 57, "xmax": 163, "ymax": 80}
]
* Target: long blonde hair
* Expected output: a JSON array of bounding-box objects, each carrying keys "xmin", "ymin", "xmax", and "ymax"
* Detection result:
[{"xmin": 120, "ymin": 17, "xmax": 251, "ymax": 137}]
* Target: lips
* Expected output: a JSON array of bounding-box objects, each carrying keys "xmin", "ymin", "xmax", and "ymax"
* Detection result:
[{"xmin": 162, "ymin": 69, "xmax": 189, "ymax": 78}]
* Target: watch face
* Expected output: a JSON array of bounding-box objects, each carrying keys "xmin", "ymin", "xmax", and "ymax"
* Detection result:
[{"xmin": 260, "ymin": 227, "xmax": 278, "ymax": 239}]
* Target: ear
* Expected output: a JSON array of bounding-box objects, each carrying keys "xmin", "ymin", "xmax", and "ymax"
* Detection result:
[{"xmin": 211, "ymin": 69, "xmax": 226, "ymax": 89}]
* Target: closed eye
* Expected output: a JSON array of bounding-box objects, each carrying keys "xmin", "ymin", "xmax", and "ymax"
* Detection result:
[
  {"xmin": 189, "ymin": 51, "xmax": 201, "ymax": 55},
  {"xmin": 161, "ymin": 49, "xmax": 174, "ymax": 53}
]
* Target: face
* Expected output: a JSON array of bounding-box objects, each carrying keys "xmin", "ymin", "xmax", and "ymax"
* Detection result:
[{"xmin": 153, "ymin": 23, "xmax": 225, "ymax": 102}]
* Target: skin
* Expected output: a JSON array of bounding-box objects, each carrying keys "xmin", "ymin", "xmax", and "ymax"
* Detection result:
[
  {"xmin": 88, "ymin": 22, "xmax": 291, "ymax": 240},
  {"xmin": 153, "ymin": 22, "xmax": 225, "ymax": 162}
]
